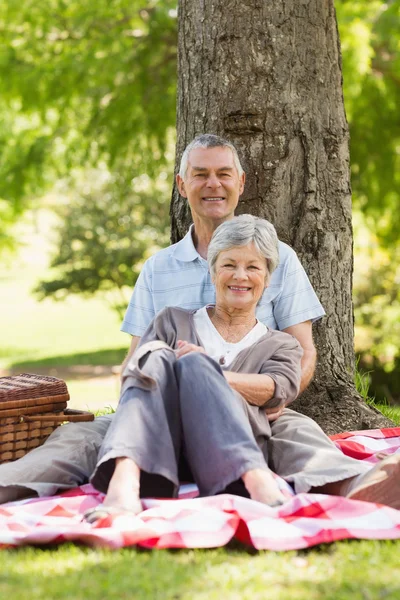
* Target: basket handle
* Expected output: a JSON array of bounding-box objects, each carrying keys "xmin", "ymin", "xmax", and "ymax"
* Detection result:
[{"xmin": 20, "ymin": 409, "xmax": 94, "ymax": 423}]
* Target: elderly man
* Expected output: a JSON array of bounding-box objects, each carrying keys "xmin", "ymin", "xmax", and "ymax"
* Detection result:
[{"xmin": 0, "ymin": 134, "xmax": 325, "ymax": 503}]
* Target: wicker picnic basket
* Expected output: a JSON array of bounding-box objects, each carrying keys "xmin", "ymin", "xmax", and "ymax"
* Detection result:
[{"xmin": 0, "ymin": 373, "xmax": 94, "ymax": 464}]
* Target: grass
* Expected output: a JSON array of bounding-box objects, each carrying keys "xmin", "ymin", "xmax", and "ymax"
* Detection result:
[
  {"xmin": 9, "ymin": 348, "xmax": 127, "ymax": 370},
  {"xmin": 0, "ymin": 541, "xmax": 399, "ymax": 600},
  {"xmin": 0, "ymin": 266, "xmax": 127, "ymax": 370},
  {"xmin": 374, "ymin": 403, "xmax": 400, "ymax": 424},
  {"xmin": 355, "ymin": 360, "xmax": 400, "ymax": 424}
]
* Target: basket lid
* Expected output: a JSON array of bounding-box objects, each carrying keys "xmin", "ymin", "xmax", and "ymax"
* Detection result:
[{"xmin": 0, "ymin": 373, "xmax": 69, "ymax": 405}]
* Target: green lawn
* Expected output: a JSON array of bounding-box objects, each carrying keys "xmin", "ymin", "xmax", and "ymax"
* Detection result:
[
  {"xmin": 0, "ymin": 541, "xmax": 399, "ymax": 599},
  {"xmin": 0, "ymin": 260, "xmax": 127, "ymax": 370}
]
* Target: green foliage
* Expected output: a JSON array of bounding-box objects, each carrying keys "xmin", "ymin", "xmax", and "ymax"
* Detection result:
[
  {"xmin": 337, "ymin": 0, "xmax": 400, "ymax": 243},
  {"xmin": 353, "ymin": 211, "xmax": 400, "ymax": 401},
  {"xmin": 0, "ymin": 0, "xmax": 177, "ymax": 216},
  {"xmin": 34, "ymin": 171, "xmax": 170, "ymax": 316}
]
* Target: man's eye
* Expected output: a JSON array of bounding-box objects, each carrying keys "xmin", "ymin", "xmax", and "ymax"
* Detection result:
[
  {"xmin": 248, "ymin": 266, "xmax": 260, "ymax": 270},
  {"xmin": 223, "ymin": 264, "xmax": 234, "ymax": 268}
]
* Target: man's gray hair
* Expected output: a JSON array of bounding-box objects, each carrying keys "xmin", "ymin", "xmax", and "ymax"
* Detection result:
[
  {"xmin": 208, "ymin": 214, "xmax": 279, "ymax": 279},
  {"xmin": 178, "ymin": 134, "xmax": 244, "ymax": 179}
]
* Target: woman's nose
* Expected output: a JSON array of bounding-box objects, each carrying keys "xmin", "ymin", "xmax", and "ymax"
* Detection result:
[{"xmin": 233, "ymin": 266, "xmax": 247, "ymax": 279}]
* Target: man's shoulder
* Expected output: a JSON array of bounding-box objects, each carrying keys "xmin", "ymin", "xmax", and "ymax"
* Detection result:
[
  {"xmin": 269, "ymin": 241, "xmax": 301, "ymax": 285},
  {"xmin": 141, "ymin": 240, "xmax": 184, "ymax": 270},
  {"xmin": 277, "ymin": 240, "xmax": 298, "ymax": 263}
]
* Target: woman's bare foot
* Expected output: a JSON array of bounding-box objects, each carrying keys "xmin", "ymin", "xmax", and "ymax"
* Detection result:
[
  {"xmin": 102, "ymin": 457, "xmax": 143, "ymax": 515},
  {"xmin": 242, "ymin": 468, "xmax": 285, "ymax": 506}
]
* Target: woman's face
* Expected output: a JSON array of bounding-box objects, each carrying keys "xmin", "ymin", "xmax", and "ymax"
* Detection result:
[{"xmin": 213, "ymin": 243, "xmax": 269, "ymax": 312}]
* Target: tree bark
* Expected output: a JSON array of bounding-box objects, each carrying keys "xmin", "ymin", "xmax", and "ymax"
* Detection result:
[{"xmin": 170, "ymin": 0, "xmax": 393, "ymax": 434}]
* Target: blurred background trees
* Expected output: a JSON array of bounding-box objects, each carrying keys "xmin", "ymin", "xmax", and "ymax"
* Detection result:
[{"xmin": 1, "ymin": 0, "xmax": 399, "ymax": 403}]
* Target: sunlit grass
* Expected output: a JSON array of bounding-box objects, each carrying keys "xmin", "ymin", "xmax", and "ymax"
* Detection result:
[
  {"xmin": 0, "ymin": 541, "xmax": 399, "ymax": 600},
  {"xmin": 0, "ymin": 268, "xmax": 127, "ymax": 370}
]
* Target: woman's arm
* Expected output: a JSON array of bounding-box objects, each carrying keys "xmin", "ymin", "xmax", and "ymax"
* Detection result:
[{"xmin": 224, "ymin": 335, "xmax": 303, "ymax": 413}]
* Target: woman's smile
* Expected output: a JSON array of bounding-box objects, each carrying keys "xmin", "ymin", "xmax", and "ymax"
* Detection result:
[
  {"xmin": 213, "ymin": 243, "xmax": 268, "ymax": 310},
  {"xmin": 228, "ymin": 285, "xmax": 251, "ymax": 292}
]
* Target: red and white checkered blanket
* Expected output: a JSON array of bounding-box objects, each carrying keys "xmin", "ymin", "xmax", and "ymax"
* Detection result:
[{"xmin": 1, "ymin": 428, "xmax": 399, "ymax": 550}]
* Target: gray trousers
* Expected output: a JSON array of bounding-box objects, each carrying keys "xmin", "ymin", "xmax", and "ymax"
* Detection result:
[
  {"xmin": 0, "ymin": 346, "xmax": 370, "ymax": 504},
  {"xmin": 91, "ymin": 347, "xmax": 269, "ymax": 497}
]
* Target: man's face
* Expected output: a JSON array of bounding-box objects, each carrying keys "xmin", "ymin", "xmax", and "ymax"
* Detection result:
[{"xmin": 176, "ymin": 146, "xmax": 245, "ymax": 223}]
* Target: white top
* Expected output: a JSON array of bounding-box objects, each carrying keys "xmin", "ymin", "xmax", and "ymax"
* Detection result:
[
  {"xmin": 121, "ymin": 224, "xmax": 325, "ymax": 337},
  {"xmin": 193, "ymin": 306, "xmax": 268, "ymax": 367}
]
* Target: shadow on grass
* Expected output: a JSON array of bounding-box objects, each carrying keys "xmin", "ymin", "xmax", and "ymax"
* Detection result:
[{"xmin": 6, "ymin": 348, "xmax": 127, "ymax": 379}]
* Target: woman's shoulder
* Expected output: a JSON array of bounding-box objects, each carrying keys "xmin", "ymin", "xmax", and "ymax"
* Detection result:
[{"xmin": 155, "ymin": 306, "xmax": 195, "ymax": 325}]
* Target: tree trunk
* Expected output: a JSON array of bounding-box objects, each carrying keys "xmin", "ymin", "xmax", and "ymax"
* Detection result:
[{"xmin": 170, "ymin": 0, "xmax": 393, "ymax": 434}]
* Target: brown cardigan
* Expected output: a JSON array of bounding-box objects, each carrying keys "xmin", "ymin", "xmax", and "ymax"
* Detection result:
[{"xmin": 126, "ymin": 307, "xmax": 303, "ymax": 409}]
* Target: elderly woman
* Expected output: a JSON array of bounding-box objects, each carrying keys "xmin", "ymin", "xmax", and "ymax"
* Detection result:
[{"xmin": 86, "ymin": 216, "xmax": 398, "ymax": 520}]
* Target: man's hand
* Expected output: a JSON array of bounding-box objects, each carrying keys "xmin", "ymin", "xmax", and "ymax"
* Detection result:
[
  {"xmin": 265, "ymin": 404, "xmax": 285, "ymax": 422},
  {"xmin": 175, "ymin": 340, "xmax": 206, "ymax": 358}
]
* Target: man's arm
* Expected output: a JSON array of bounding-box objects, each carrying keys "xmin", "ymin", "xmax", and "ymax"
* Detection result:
[
  {"xmin": 120, "ymin": 335, "xmax": 141, "ymax": 378},
  {"xmin": 224, "ymin": 334, "xmax": 302, "ymax": 413},
  {"xmin": 224, "ymin": 372, "xmax": 275, "ymax": 406},
  {"xmin": 282, "ymin": 320, "xmax": 316, "ymax": 394},
  {"xmin": 224, "ymin": 323, "xmax": 315, "ymax": 422}
]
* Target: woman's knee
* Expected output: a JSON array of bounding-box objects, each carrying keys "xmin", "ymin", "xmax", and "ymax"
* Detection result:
[{"xmin": 175, "ymin": 352, "xmax": 218, "ymax": 374}]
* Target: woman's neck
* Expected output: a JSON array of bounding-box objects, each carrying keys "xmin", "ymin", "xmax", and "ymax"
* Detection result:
[{"xmin": 207, "ymin": 305, "xmax": 257, "ymax": 343}]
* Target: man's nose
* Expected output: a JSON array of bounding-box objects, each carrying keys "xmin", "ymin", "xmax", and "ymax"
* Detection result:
[{"xmin": 206, "ymin": 173, "xmax": 221, "ymax": 187}]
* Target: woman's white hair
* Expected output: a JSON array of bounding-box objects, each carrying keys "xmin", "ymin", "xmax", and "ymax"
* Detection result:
[
  {"xmin": 208, "ymin": 215, "xmax": 279, "ymax": 279},
  {"xmin": 178, "ymin": 134, "xmax": 244, "ymax": 179}
]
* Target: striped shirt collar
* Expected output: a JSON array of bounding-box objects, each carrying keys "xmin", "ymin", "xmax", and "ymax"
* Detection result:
[{"xmin": 172, "ymin": 224, "xmax": 206, "ymax": 263}]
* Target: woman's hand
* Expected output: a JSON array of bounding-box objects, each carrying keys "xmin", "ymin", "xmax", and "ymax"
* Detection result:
[{"xmin": 175, "ymin": 340, "xmax": 206, "ymax": 359}]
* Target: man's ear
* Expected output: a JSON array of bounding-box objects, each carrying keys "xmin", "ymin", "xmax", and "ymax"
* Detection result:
[{"xmin": 176, "ymin": 174, "xmax": 187, "ymax": 198}]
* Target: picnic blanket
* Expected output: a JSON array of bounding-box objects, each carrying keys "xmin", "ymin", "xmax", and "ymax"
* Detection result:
[{"xmin": 0, "ymin": 427, "xmax": 399, "ymax": 551}]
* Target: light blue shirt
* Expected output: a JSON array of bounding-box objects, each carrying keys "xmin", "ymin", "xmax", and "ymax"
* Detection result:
[{"xmin": 121, "ymin": 226, "xmax": 325, "ymax": 337}]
